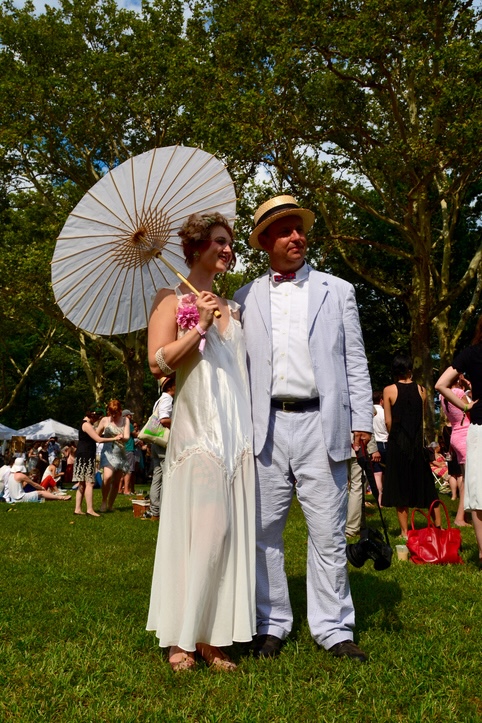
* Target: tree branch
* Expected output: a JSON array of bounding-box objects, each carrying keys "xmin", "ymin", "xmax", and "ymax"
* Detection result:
[
  {"xmin": 431, "ymin": 243, "xmax": 482, "ymax": 317},
  {"xmin": 0, "ymin": 326, "xmax": 57, "ymax": 415}
]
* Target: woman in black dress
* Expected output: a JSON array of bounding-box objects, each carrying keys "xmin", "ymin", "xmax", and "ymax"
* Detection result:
[
  {"xmin": 383, "ymin": 354, "xmax": 440, "ymax": 538},
  {"xmin": 73, "ymin": 408, "xmax": 121, "ymax": 517}
]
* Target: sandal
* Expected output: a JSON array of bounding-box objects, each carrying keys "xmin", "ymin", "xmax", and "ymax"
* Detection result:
[
  {"xmin": 168, "ymin": 646, "xmax": 196, "ymax": 672},
  {"xmin": 196, "ymin": 643, "xmax": 237, "ymax": 671}
]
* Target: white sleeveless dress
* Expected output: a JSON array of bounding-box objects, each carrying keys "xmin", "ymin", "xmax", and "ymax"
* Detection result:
[{"xmin": 146, "ymin": 290, "xmax": 256, "ymax": 651}]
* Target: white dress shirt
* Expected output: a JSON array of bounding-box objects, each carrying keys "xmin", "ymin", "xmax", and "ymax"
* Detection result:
[
  {"xmin": 154, "ymin": 393, "xmax": 173, "ymax": 421},
  {"xmin": 270, "ymin": 263, "xmax": 318, "ymax": 400},
  {"xmin": 373, "ymin": 404, "xmax": 388, "ymax": 442}
]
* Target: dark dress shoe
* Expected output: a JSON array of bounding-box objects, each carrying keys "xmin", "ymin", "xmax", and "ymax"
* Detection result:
[
  {"xmin": 253, "ymin": 634, "xmax": 283, "ymax": 658},
  {"xmin": 328, "ymin": 640, "xmax": 367, "ymax": 662}
]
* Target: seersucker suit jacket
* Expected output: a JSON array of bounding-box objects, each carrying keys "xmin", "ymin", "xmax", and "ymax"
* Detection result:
[{"xmin": 234, "ymin": 266, "xmax": 373, "ymax": 461}]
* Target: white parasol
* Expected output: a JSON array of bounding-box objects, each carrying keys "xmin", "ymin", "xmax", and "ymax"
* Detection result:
[{"xmin": 51, "ymin": 145, "xmax": 236, "ymax": 336}]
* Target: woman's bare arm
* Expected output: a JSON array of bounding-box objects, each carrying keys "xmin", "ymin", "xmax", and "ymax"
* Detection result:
[
  {"xmin": 435, "ymin": 366, "xmax": 477, "ymax": 412},
  {"xmin": 147, "ymin": 288, "xmax": 219, "ymax": 378},
  {"xmin": 83, "ymin": 420, "xmax": 110, "ymax": 444}
]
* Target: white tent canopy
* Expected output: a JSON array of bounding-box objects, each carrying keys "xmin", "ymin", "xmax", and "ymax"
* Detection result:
[
  {"xmin": 15, "ymin": 418, "xmax": 78, "ymax": 442},
  {"xmin": 0, "ymin": 422, "xmax": 19, "ymax": 440}
]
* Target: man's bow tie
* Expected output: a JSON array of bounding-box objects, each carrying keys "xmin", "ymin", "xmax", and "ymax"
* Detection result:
[{"xmin": 272, "ymin": 273, "xmax": 296, "ymax": 283}]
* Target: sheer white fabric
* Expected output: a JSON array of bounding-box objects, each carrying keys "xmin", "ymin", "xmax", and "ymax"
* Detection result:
[
  {"xmin": 146, "ymin": 289, "xmax": 256, "ymax": 651},
  {"xmin": 465, "ymin": 424, "xmax": 482, "ymax": 510}
]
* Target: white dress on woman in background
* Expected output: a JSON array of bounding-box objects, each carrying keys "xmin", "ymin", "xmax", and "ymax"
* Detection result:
[{"xmin": 147, "ymin": 291, "xmax": 256, "ymax": 651}]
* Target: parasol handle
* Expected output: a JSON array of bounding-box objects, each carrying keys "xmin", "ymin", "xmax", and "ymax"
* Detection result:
[{"xmin": 155, "ymin": 252, "xmax": 221, "ymax": 319}]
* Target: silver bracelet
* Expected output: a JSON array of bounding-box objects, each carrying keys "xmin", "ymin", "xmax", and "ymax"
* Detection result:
[{"xmin": 155, "ymin": 347, "xmax": 175, "ymax": 375}]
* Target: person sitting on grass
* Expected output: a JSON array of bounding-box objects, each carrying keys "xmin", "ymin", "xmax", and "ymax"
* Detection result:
[
  {"xmin": 428, "ymin": 442, "xmax": 450, "ymax": 485},
  {"xmin": 8, "ymin": 458, "xmax": 71, "ymax": 503},
  {"xmin": 40, "ymin": 457, "xmax": 63, "ymax": 493},
  {"xmin": 0, "ymin": 454, "xmax": 12, "ymax": 500}
]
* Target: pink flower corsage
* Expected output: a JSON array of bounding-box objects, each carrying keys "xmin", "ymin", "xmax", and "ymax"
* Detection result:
[{"xmin": 176, "ymin": 293, "xmax": 206, "ymax": 353}]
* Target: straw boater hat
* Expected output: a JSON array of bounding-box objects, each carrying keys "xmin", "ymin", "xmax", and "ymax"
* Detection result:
[
  {"xmin": 249, "ymin": 195, "xmax": 315, "ymax": 250},
  {"xmin": 160, "ymin": 376, "xmax": 175, "ymax": 393}
]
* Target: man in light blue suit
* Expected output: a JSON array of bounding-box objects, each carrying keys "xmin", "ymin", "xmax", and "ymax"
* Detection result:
[{"xmin": 234, "ymin": 195, "xmax": 373, "ymax": 662}]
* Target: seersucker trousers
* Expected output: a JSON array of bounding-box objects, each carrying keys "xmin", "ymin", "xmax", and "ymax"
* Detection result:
[{"xmin": 255, "ymin": 405, "xmax": 355, "ymax": 650}]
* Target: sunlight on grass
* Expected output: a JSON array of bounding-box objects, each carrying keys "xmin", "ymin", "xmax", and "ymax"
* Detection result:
[{"xmin": 1, "ymin": 492, "xmax": 481, "ymax": 722}]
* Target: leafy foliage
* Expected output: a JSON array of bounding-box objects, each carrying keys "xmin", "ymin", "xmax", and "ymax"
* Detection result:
[
  {"xmin": 1, "ymin": 0, "xmax": 482, "ymax": 431},
  {"xmin": 185, "ymin": 0, "xmax": 482, "ymax": 433}
]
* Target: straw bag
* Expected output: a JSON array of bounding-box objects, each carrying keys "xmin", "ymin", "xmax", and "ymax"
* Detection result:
[{"xmin": 407, "ymin": 500, "xmax": 463, "ymax": 564}]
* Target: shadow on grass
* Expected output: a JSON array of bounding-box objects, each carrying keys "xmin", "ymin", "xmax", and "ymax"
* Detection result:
[
  {"xmin": 350, "ymin": 571, "xmax": 403, "ymax": 633},
  {"xmin": 285, "ymin": 569, "xmax": 403, "ymax": 641}
]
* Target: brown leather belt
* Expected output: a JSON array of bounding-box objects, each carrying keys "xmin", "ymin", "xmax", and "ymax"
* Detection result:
[{"xmin": 271, "ymin": 398, "xmax": 319, "ymax": 413}]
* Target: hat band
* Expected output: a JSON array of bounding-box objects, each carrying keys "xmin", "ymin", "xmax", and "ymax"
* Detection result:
[{"xmin": 255, "ymin": 203, "xmax": 301, "ymax": 228}]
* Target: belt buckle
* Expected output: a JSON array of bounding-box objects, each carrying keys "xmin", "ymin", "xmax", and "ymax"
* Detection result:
[{"xmin": 282, "ymin": 401, "xmax": 295, "ymax": 412}]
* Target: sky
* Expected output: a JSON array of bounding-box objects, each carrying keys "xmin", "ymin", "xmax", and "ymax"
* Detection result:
[
  {"xmin": 13, "ymin": 0, "xmax": 144, "ymax": 13},
  {"xmin": 12, "ymin": 0, "xmax": 195, "ymax": 22}
]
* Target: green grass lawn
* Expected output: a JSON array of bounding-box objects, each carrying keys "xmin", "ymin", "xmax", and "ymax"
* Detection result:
[{"xmin": 1, "ymin": 490, "xmax": 481, "ymax": 722}]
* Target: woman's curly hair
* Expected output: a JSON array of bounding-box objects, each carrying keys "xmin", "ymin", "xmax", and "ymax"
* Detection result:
[{"xmin": 179, "ymin": 213, "xmax": 235, "ymax": 269}]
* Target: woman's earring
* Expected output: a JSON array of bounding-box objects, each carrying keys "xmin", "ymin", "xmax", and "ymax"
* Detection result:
[{"xmin": 193, "ymin": 251, "xmax": 200, "ymax": 260}]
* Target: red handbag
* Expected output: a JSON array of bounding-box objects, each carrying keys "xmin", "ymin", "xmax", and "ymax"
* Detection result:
[{"xmin": 407, "ymin": 500, "xmax": 463, "ymax": 564}]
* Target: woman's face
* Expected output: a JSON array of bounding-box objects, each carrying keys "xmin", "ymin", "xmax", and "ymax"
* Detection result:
[{"xmin": 197, "ymin": 225, "xmax": 233, "ymax": 273}]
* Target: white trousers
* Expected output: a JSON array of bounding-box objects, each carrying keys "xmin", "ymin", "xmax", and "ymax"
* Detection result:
[{"xmin": 255, "ymin": 407, "xmax": 355, "ymax": 649}]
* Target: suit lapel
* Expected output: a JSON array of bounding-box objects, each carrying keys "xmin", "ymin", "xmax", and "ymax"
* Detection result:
[
  {"xmin": 307, "ymin": 267, "xmax": 329, "ymax": 334},
  {"xmin": 252, "ymin": 273, "xmax": 272, "ymax": 340}
]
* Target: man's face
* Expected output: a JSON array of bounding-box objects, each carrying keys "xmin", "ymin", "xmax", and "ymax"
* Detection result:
[{"xmin": 259, "ymin": 214, "xmax": 307, "ymax": 272}]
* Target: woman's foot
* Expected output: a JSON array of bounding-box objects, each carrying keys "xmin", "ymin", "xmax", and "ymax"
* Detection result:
[
  {"xmin": 454, "ymin": 519, "xmax": 471, "ymax": 527},
  {"xmin": 74, "ymin": 510, "xmax": 85, "ymax": 515},
  {"xmin": 168, "ymin": 646, "xmax": 196, "ymax": 672},
  {"xmin": 86, "ymin": 510, "xmax": 101, "ymax": 517},
  {"xmin": 195, "ymin": 643, "xmax": 237, "ymax": 671}
]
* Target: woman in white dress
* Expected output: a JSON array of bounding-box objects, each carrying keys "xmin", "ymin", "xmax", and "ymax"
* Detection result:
[{"xmin": 146, "ymin": 213, "xmax": 255, "ymax": 672}]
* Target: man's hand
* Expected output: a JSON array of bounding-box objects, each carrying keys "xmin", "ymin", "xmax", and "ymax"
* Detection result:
[
  {"xmin": 352, "ymin": 431, "xmax": 372, "ymax": 450},
  {"xmin": 371, "ymin": 450, "xmax": 381, "ymax": 463}
]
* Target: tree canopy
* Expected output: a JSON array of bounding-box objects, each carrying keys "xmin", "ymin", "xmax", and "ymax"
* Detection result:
[
  {"xmin": 188, "ymin": 0, "xmax": 482, "ymax": 428},
  {"xmin": 1, "ymin": 0, "xmax": 482, "ymax": 434}
]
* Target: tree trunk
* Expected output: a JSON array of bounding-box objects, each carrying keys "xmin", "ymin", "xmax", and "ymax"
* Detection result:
[
  {"xmin": 119, "ymin": 330, "xmax": 147, "ymax": 423},
  {"xmin": 410, "ymin": 314, "xmax": 435, "ymax": 442},
  {"xmin": 408, "ymin": 255, "xmax": 435, "ymax": 441},
  {"xmin": 433, "ymin": 309, "xmax": 453, "ymax": 375},
  {"xmin": 78, "ymin": 332, "xmax": 106, "ymax": 405}
]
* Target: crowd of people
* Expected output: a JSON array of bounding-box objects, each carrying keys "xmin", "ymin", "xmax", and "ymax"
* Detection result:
[
  {"xmin": 0, "ymin": 415, "xmax": 154, "ymax": 511},
  {"xmin": 2, "ymin": 193, "xmax": 482, "ymax": 674}
]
